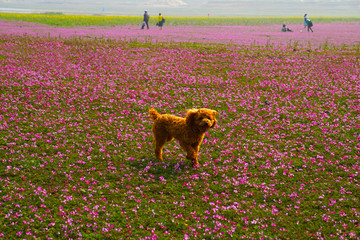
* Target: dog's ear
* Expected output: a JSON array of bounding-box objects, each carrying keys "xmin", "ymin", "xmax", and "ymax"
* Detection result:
[
  {"xmin": 186, "ymin": 109, "xmax": 198, "ymax": 125},
  {"xmin": 211, "ymin": 118, "xmax": 217, "ymax": 128},
  {"xmin": 210, "ymin": 110, "xmax": 218, "ymax": 128}
]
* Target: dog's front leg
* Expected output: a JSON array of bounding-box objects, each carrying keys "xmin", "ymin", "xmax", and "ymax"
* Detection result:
[{"xmin": 180, "ymin": 142, "xmax": 200, "ymax": 166}]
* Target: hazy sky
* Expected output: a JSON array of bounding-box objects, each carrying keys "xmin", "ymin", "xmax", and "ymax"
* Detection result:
[{"xmin": 1, "ymin": 0, "xmax": 359, "ymax": 16}]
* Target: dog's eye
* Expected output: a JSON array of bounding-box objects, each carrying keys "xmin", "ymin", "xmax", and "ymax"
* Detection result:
[{"xmin": 199, "ymin": 117, "xmax": 203, "ymax": 120}]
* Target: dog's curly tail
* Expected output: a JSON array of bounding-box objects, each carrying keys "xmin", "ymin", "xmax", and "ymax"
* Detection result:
[{"xmin": 149, "ymin": 108, "xmax": 160, "ymax": 121}]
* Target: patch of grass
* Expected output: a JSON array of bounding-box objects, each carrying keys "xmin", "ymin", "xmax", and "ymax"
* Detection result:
[{"xmin": 0, "ymin": 34, "xmax": 359, "ymax": 239}]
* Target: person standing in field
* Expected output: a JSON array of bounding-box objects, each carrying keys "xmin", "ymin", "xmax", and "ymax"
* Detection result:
[
  {"xmin": 156, "ymin": 13, "xmax": 165, "ymax": 30},
  {"xmin": 303, "ymin": 14, "xmax": 308, "ymax": 28},
  {"xmin": 141, "ymin": 10, "xmax": 150, "ymax": 30},
  {"xmin": 306, "ymin": 18, "xmax": 314, "ymax": 32}
]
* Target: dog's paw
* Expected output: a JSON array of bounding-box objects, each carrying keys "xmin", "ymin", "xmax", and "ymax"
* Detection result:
[{"xmin": 192, "ymin": 162, "xmax": 201, "ymax": 168}]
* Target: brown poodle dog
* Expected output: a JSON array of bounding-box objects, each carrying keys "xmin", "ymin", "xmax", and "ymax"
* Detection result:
[{"xmin": 149, "ymin": 108, "xmax": 219, "ymax": 166}]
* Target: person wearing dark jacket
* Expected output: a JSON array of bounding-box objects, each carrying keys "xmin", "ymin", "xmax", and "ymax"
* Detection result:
[
  {"xmin": 306, "ymin": 18, "xmax": 313, "ymax": 32},
  {"xmin": 141, "ymin": 10, "xmax": 150, "ymax": 30},
  {"xmin": 281, "ymin": 24, "xmax": 293, "ymax": 32}
]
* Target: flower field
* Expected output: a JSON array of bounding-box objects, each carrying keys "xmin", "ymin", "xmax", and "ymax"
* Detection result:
[
  {"xmin": 1, "ymin": 19, "xmax": 360, "ymax": 47},
  {"xmin": 1, "ymin": 13, "xmax": 360, "ymax": 27},
  {"xmin": 1, "ymin": 17, "xmax": 360, "ymax": 239}
]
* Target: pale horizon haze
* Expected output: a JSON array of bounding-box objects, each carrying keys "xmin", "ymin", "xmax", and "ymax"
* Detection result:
[{"xmin": 1, "ymin": 0, "xmax": 359, "ymax": 17}]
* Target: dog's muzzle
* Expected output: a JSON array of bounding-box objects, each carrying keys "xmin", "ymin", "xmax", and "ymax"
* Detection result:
[{"xmin": 202, "ymin": 122, "xmax": 210, "ymax": 131}]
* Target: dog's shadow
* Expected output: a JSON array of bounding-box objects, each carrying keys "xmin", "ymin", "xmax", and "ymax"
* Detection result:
[{"xmin": 127, "ymin": 156, "xmax": 192, "ymax": 180}]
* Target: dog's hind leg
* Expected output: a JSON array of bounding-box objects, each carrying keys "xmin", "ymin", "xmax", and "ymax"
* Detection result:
[{"xmin": 153, "ymin": 135, "xmax": 166, "ymax": 161}]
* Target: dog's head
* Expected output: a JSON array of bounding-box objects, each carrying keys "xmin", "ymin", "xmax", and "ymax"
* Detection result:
[{"xmin": 186, "ymin": 108, "xmax": 218, "ymax": 132}]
